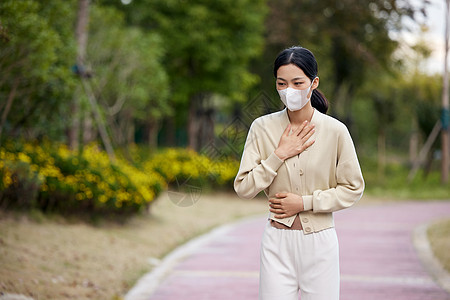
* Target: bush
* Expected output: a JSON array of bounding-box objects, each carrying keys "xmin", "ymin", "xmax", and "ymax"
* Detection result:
[
  {"xmin": 0, "ymin": 140, "xmax": 166, "ymax": 214},
  {"xmin": 0, "ymin": 141, "xmax": 240, "ymax": 215},
  {"xmin": 0, "ymin": 159, "xmax": 42, "ymax": 209},
  {"xmin": 143, "ymin": 148, "xmax": 238, "ymax": 191}
]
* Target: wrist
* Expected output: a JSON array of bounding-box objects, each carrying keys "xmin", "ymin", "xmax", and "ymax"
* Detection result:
[
  {"xmin": 274, "ymin": 148, "xmax": 287, "ymax": 161},
  {"xmin": 294, "ymin": 194, "xmax": 304, "ymax": 212}
]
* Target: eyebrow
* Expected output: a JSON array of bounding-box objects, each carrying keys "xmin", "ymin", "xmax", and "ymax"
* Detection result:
[{"xmin": 276, "ymin": 77, "xmax": 306, "ymax": 81}]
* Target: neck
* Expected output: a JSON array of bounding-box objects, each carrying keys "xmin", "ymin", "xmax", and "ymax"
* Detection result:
[{"xmin": 287, "ymin": 104, "xmax": 314, "ymax": 125}]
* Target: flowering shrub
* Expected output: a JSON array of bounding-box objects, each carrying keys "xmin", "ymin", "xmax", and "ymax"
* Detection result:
[
  {"xmin": 143, "ymin": 148, "xmax": 239, "ymax": 189},
  {"xmin": 0, "ymin": 141, "xmax": 239, "ymax": 215},
  {"xmin": 0, "ymin": 140, "xmax": 166, "ymax": 213}
]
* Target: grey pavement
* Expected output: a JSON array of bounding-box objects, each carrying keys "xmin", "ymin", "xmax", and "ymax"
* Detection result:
[{"xmin": 126, "ymin": 200, "xmax": 450, "ymax": 300}]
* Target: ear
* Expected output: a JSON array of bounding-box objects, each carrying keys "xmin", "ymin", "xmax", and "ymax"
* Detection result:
[{"xmin": 312, "ymin": 77, "xmax": 319, "ymax": 90}]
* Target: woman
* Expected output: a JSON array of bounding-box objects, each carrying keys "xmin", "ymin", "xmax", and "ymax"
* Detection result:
[{"xmin": 234, "ymin": 46, "xmax": 364, "ymax": 300}]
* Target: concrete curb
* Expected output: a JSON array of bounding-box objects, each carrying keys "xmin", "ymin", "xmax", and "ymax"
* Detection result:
[
  {"xmin": 413, "ymin": 219, "xmax": 450, "ymax": 293},
  {"xmin": 124, "ymin": 214, "xmax": 265, "ymax": 300}
]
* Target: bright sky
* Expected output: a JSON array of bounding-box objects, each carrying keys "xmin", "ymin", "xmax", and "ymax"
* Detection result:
[
  {"xmin": 390, "ymin": 0, "xmax": 446, "ymax": 74},
  {"xmin": 414, "ymin": 0, "xmax": 446, "ymax": 74}
]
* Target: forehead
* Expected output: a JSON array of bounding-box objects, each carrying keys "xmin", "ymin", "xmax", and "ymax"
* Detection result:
[{"xmin": 276, "ymin": 64, "xmax": 307, "ymax": 80}]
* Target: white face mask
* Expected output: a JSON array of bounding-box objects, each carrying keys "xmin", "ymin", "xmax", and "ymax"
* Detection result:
[{"xmin": 277, "ymin": 79, "xmax": 316, "ymax": 111}]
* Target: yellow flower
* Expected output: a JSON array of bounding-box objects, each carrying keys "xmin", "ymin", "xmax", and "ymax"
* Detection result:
[
  {"xmin": 71, "ymin": 157, "xmax": 79, "ymax": 166},
  {"xmin": 85, "ymin": 189, "xmax": 93, "ymax": 199},
  {"xmin": 18, "ymin": 152, "xmax": 31, "ymax": 163},
  {"xmin": 58, "ymin": 144, "xmax": 71, "ymax": 159},
  {"xmin": 3, "ymin": 171, "xmax": 13, "ymax": 188}
]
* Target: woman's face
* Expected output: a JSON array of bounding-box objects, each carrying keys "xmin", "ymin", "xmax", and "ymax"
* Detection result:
[{"xmin": 276, "ymin": 64, "xmax": 318, "ymax": 94}]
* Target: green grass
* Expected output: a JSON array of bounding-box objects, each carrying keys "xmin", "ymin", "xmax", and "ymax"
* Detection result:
[
  {"xmin": 428, "ymin": 218, "xmax": 450, "ymax": 273},
  {"xmin": 360, "ymin": 155, "xmax": 450, "ymax": 200}
]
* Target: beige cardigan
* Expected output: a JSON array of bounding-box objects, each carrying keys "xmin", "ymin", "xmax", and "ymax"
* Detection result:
[{"xmin": 234, "ymin": 108, "xmax": 364, "ymax": 234}]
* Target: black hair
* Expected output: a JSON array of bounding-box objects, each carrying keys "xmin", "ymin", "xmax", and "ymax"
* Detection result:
[{"xmin": 273, "ymin": 46, "xmax": 328, "ymax": 114}]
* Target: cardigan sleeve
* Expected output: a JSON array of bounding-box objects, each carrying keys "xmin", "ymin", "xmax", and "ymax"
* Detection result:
[
  {"xmin": 234, "ymin": 120, "xmax": 284, "ymax": 199},
  {"xmin": 302, "ymin": 126, "xmax": 364, "ymax": 212}
]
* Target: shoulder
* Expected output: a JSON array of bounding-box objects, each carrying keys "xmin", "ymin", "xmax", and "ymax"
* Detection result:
[
  {"xmin": 316, "ymin": 110, "xmax": 349, "ymax": 135},
  {"xmin": 251, "ymin": 109, "xmax": 285, "ymax": 130}
]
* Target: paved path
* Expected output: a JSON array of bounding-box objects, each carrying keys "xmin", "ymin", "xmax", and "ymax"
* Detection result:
[{"xmin": 126, "ymin": 201, "xmax": 450, "ymax": 300}]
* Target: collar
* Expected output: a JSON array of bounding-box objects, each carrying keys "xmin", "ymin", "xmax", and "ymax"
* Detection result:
[{"xmin": 279, "ymin": 108, "xmax": 320, "ymax": 131}]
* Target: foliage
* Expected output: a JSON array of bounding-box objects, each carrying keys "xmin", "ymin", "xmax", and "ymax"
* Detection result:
[
  {"xmin": 0, "ymin": 141, "xmax": 239, "ymax": 215},
  {"xmin": 85, "ymin": 4, "xmax": 169, "ymax": 145},
  {"xmin": 104, "ymin": 0, "xmax": 268, "ymax": 104},
  {"xmin": 360, "ymin": 154, "xmax": 450, "ymax": 200},
  {"xmin": 257, "ymin": 0, "xmax": 427, "ymax": 122},
  {"xmin": 0, "ymin": 0, "xmax": 171, "ymax": 146},
  {"xmin": 0, "ymin": 0, "xmax": 77, "ymax": 141},
  {"xmin": 143, "ymin": 148, "xmax": 239, "ymax": 189},
  {"xmin": 0, "ymin": 140, "xmax": 166, "ymax": 214},
  {"xmin": 402, "ymin": 72, "xmax": 442, "ymax": 137},
  {"xmin": 100, "ymin": 0, "xmax": 268, "ymax": 150}
]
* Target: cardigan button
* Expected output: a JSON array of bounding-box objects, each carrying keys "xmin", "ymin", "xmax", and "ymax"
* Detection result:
[
  {"xmin": 305, "ymin": 227, "xmax": 312, "ymax": 233},
  {"xmin": 303, "ymin": 218, "xmax": 309, "ymax": 223},
  {"xmin": 299, "ymin": 169, "xmax": 304, "ymax": 175}
]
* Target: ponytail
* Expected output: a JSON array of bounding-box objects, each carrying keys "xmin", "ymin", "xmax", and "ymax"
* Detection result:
[{"xmin": 311, "ymin": 89, "xmax": 328, "ymax": 114}]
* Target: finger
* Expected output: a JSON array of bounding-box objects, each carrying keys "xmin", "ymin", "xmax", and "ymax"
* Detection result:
[
  {"xmin": 300, "ymin": 127, "xmax": 315, "ymax": 142},
  {"xmin": 274, "ymin": 213, "xmax": 287, "ymax": 219},
  {"xmin": 294, "ymin": 121, "xmax": 308, "ymax": 135},
  {"xmin": 297, "ymin": 123, "xmax": 315, "ymax": 137},
  {"xmin": 270, "ymin": 208, "xmax": 284, "ymax": 214},
  {"xmin": 283, "ymin": 123, "xmax": 292, "ymax": 136},
  {"xmin": 304, "ymin": 139, "xmax": 315, "ymax": 148},
  {"xmin": 269, "ymin": 198, "xmax": 281, "ymax": 204},
  {"xmin": 275, "ymin": 192, "xmax": 288, "ymax": 198}
]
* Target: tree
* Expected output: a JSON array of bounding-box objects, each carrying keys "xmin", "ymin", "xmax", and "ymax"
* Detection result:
[
  {"xmin": 257, "ymin": 0, "xmax": 428, "ymax": 128},
  {"xmin": 101, "ymin": 0, "xmax": 268, "ymax": 150},
  {"xmin": 68, "ymin": 0, "xmax": 90, "ymax": 151},
  {"xmin": 85, "ymin": 5, "xmax": 169, "ymax": 148},
  {"xmin": 0, "ymin": 0, "xmax": 76, "ymax": 143}
]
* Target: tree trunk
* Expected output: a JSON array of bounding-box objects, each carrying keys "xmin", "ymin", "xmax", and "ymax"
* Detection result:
[
  {"xmin": 75, "ymin": 0, "xmax": 90, "ymax": 67},
  {"xmin": 188, "ymin": 93, "xmax": 213, "ymax": 151},
  {"xmin": 377, "ymin": 128, "xmax": 386, "ymax": 179},
  {"xmin": 147, "ymin": 118, "xmax": 159, "ymax": 149},
  {"xmin": 126, "ymin": 111, "xmax": 135, "ymax": 145},
  {"xmin": 424, "ymin": 151, "xmax": 435, "ymax": 179},
  {"xmin": 409, "ymin": 119, "xmax": 419, "ymax": 166},
  {"xmin": 0, "ymin": 77, "xmax": 19, "ymax": 144},
  {"xmin": 165, "ymin": 117, "xmax": 175, "ymax": 147},
  {"xmin": 441, "ymin": 0, "xmax": 450, "ymax": 183},
  {"xmin": 188, "ymin": 95, "xmax": 200, "ymax": 150},
  {"xmin": 81, "ymin": 80, "xmax": 116, "ymax": 161},
  {"xmin": 69, "ymin": 0, "xmax": 90, "ymax": 150},
  {"xmin": 67, "ymin": 93, "xmax": 80, "ymax": 150},
  {"xmin": 82, "ymin": 111, "xmax": 96, "ymax": 144},
  {"xmin": 198, "ymin": 107, "xmax": 215, "ymax": 151}
]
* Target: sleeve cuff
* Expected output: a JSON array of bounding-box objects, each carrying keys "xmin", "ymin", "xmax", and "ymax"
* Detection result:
[
  {"xmin": 302, "ymin": 195, "xmax": 313, "ymax": 211},
  {"xmin": 268, "ymin": 212, "xmax": 296, "ymax": 227},
  {"xmin": 261, "ymin": 151, "xmax": 284, "ymax": 172}
]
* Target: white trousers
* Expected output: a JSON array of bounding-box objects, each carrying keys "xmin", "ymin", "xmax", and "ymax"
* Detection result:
[{"xmin": 259, "ymin": 222, "xmax": 340, "ymax": 300}]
